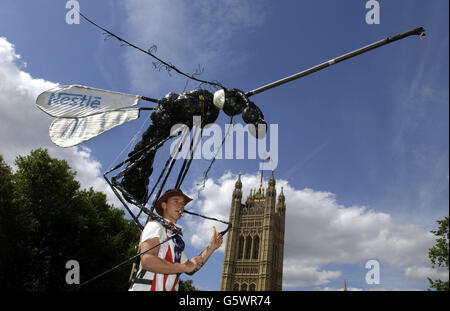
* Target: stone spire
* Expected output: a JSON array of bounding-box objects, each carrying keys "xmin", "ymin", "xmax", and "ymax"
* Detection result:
[
  {"xmin": 235, "ymin": 172, "xmax": 242, "ymax": 189},
  {"xmin": 232, "ymin": 172, "xmax": 242, "ymax": 201},
  {"xmin": 276, "ymin": 186, "xmax": 286, "ymax": 214},
  {"xmin": 254, "ymin": 183, "xmax": 264, "ymax": 200},
  {"xmin": 278, "ymin": 186, "xmax": 285, "ymax": 202},
  {"xmin": 245, "ymin": 188, "xmax": 253, "ymax": 206},
  {"xmin": 266, "ymin": 170, "xmax": 276, "ymax": 198},
  {"xmin": 268, "ymin": 170, "xmax": 275, "ymax": 187}
]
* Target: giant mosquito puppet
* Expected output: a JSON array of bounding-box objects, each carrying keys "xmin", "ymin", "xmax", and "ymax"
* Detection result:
[{"xmin": 36, "ymin": 13, "xmax": 425, "ymax": 289}]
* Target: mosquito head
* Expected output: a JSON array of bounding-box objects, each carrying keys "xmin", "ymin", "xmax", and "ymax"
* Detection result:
[
  {"xmin": 213, "ymin": 88, "xmax": 247, "ymax": 116},
  {"xmin": 213, "ymin": 88, "xmax": 267, "ymax": 139}
]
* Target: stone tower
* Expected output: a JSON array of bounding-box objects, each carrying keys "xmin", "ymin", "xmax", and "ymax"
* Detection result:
[{"xmin": 220, "ymin": 171, "xmax": 286, "ymax": 291}]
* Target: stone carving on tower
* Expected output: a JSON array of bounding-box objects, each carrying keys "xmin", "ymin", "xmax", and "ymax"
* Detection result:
[{"xmin": 220, "ymin": 171, "xmax": 286, "ymax": 291}]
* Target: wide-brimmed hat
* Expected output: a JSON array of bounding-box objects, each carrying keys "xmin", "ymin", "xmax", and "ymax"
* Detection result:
[{"xmin": 155, "ymin": 188, "xmax": 193, "ymax": 216}]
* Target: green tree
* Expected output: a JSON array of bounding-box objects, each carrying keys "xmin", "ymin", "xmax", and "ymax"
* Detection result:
[
  {"xmin": 0, "ymin": 155, "xmax": 38, "ymax": 290},
  {"xmin": 428, "ymin": 216, "xmax": 449, "ymax": 291},
  {"xmin": 179, "ymin": 279, "xmax": 200, "ymax": 291},
  {"xmin": 0, "ymin": 149, "xmax": 140, "ymax": 290}
]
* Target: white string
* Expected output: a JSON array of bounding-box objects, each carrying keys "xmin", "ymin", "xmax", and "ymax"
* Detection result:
[{"xmin": 107, "ymin": 114, "xmax": 150, "ymax": 171}]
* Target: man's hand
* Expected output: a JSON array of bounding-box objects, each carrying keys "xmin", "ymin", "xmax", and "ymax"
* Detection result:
[
  {"xmin": 185, "ymin": 227, "xmax": 224, "ymax": 275},
  {"xmin": 184, "ymin": 257, "xmax": 203, "ymax": 274},
  {"xmin": 209, "ymin": 227, "xmax": 223, "ymax": 251},
  {"xmin": 190, "ymin": 256, "xmax": 204, "ymax": 267}
]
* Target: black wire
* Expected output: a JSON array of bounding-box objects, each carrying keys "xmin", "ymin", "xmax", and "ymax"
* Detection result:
[
  {"xmin": 147, "ymin": 131, "xmax": 189, "ymax": 215},
  {"xmin": 68, "ymin": 233, "xmax": 177, "ymax": 291},
  {"xmin": 183, "ymin": 210, "xmax": 231, "ymax": 236},
  {"xmin": 79, "ymin": 12, "xmax": 225, "ymax": 90},
  {"xmin": 198, "ymin": 116, "xmax": 234, "ymax": 190},
  {"xmin": 174, "ymin": 135, "xmax": 194, "ymax": 188},
  {"xmin": 175, "ymin": 127, "xmax": 200, "ymax": 189}
]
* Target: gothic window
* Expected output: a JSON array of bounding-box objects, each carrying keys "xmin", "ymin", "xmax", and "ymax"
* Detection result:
[
  {"xmin": 245, "ymin": 236, "xmax": 252, "ymax": 259},
  {"xmin": 238, "ymin": 236, "xmax": 244, "ymax": 259},
  {"xmin": 233, "ymin": 283, "xmax": 239, "ymax": 291},
  {"xmin": 249, "ymin": 283, "xmax": 256, "ymax": 291},
  {"xmin": 252, "ymin": 235, "xmax": 260, "ymax": 259},
  {"xmin": 241, "ymin": 283, "xmax": 247, "ymax": 291}
]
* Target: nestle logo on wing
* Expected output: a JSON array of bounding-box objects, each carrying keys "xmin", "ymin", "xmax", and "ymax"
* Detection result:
[{"xmin": 48, "ymin": 92, "xmax": 101, "ymax": 108}]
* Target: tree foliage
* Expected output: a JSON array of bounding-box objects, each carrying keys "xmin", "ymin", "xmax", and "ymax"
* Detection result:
[
  {"xmin": 0, "ymin": 149, "xmax": 140, "ymax": 291},
  {"xmin": 428, "ymin": 216, "xmax": 449, "ymax": 291},
  {"xmin": 179, "ymin": 279, "xmax": 200, "ymax": 291}
]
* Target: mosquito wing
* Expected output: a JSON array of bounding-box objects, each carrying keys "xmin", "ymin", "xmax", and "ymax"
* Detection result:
[
  {"xmin": 36, "ymin": 85, "xmax": 140, "ymax": 118},
  {"xmin": 49, "ymin": 109, "xmax": 140, "ymax": 147}
]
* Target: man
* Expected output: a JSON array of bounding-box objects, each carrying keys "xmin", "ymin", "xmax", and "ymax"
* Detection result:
[{"xmin": 129, "ymin": 188, "xmax": 223, "ymax": 291}]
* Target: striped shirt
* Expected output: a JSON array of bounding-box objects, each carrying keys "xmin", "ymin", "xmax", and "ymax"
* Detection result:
[{"xmin": 129, "ymin": 220, "xmax": 188, "ymax": 291}]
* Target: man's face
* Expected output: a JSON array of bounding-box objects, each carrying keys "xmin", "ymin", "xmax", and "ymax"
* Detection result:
[{"xmin": 161, "ymin": 195, "xmax": 186, "ymax": 222}]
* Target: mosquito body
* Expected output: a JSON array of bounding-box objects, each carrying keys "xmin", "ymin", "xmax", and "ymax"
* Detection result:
[{"xmin": 119, "ymin": 88, "xmax": 265, "ymax": 208}]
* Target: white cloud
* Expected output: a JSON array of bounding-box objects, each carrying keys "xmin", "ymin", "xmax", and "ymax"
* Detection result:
[
  {"xmin": 0, "ymin": 37, "xmax": 120, "ymax": 207},
  {"xmin": 283, "ymin": 262, "xmax": 341, "ymax": 287},
  {"xmin": 404, "ymin": 266, "xmax": 449, "ymax": 282},
  {"xmin": 185, "ymin": 171, "xmax": 437, "ymax": 288}
]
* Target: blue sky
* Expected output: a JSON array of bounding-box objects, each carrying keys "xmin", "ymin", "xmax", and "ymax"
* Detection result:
[{"xmin": 0, "ymin": 1, "xmax": 448, "ymax": 291}]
